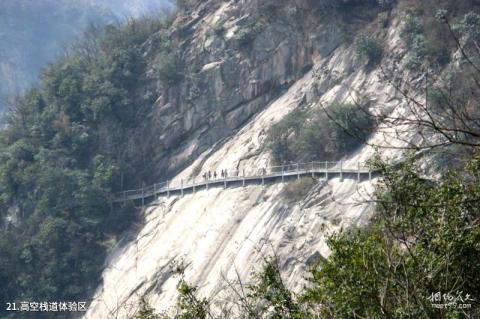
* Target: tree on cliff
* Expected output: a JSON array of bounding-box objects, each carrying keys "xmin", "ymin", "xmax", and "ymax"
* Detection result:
[{"xmin": 0, "ymin": 15, "xmax": 175, "ymax": 318}]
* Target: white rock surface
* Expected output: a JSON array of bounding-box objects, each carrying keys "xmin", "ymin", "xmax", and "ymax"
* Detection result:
[
  {"xmin": 84, "ymin": 72, "xmax": 403, "ymax": 319},
  {"xmin": 85, "ymin": 6, "xmax": 421, "ymax": 318}
]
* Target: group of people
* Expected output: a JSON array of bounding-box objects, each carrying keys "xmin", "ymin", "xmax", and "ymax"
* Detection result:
[
  {"xmin": 201, "ymin": 167, "xmax": 268, "ymax": 181},
  {"xmin": 202, "ymin": 169, "xmax": 229, "ymax": 181}
]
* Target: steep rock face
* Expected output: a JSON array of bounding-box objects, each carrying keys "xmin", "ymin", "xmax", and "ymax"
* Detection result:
[
  {"xmin": 85, "ymin": 1, "xmax": 421, "ymax": 317},
  {"xmin": 144, "ymin": 0, "xmax": 384, "ymax": 177}
]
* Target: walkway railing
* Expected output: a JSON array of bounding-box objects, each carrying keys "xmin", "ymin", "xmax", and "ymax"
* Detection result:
[{"xmin": 113, "ymin": 161, "xmax": 374, "ymax": 204}]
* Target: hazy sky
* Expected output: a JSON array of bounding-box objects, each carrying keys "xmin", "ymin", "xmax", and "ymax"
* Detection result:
[
  {"xmin": 91, "ymin": 0, "xmax": 175, "ymax": 18},
  {"xmin": 0, "ymin": 0, "xmax": 175, "ymax": 112}
]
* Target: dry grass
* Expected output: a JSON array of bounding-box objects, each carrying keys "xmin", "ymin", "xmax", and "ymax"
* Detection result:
[{"xmin": 281, "ymin": 177, "xmax": 316, "ymax": 203}]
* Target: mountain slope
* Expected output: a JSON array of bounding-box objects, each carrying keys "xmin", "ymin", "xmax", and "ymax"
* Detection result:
[
  {"xmin": 84, "ymin": 0, "xmax": 441, "ymax": 316},
  {"xmin": 1, "ymin": 0, "xmax": 478, "ymax": 317}
]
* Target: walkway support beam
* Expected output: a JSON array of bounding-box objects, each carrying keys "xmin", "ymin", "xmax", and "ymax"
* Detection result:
[
  {"xmin": 357, "ymin": 162, "xmax": 361, "ymax": 182},
  {"xmin": 340, "ymin": 160, "xmax": 343, "ymax": 181}
]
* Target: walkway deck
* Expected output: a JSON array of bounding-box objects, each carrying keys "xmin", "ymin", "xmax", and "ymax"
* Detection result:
[{"xmin": 114, "ymin": 161, "xmax": 375, "ymax": 204}]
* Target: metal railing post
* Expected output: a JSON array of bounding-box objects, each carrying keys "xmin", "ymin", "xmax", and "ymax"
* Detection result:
[
  {"xmin": 242, "ymin": 168, "xmax": 245, "ymax": 187},
  {"xmin": 357, "ymin": 162, "xmax": 360, "ymax": 182},
  {"xmin": 113, "ymin": 158, "xmax": 383, "ymax": 202},
  {"xmin": 340, "ymin": 160, "xmax": 343, "ymax": 181}
]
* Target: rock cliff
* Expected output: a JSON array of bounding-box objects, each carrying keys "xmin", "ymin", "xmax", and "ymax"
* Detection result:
[{"xmin": 85, "ymin": 0, "xmax": 439, "ymax": 317}]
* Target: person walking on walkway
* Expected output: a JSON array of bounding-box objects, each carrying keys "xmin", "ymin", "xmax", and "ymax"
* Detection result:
[
  {"xmin": 225, "ymin": 169, "xmax": 228, "ymax": 178},
  {"xmin": 221, "ymin": 170, "xmax": 224, "ymax": 178},
  {"xmin": 214, "ymin": 171, "xmax": 217, "ymax": 179},
  {"xmin": 208, "ymin": 171, "xmax": 211, "ymax": 180}
]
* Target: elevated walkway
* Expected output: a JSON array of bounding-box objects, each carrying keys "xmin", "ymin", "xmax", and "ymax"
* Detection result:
[{"xmin": 114, "ymin": 161, "xmax": 376, "ymax": 205}]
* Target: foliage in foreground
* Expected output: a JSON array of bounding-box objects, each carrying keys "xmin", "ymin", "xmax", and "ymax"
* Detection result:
[
  {"xmin": 138, "ymin": 154, "xmax": 480, "ymax": 318},
  {"xmin": 306, "ymin": 155, "xmax": 480, "ymax": 318}
]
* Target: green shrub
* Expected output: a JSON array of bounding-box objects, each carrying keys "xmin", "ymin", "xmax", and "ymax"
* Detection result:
[
  {"xmin": 404, "ymin": 34, "xmax": 427, "ymax": 69},
  {"xmin": 154, "ymin": 53, "xmax": 182, "ymax": 85},
  {"xmin": 232, "ymin": 22, "xmax": 265, "ymax": 48},
  {"xmin": 450, "ymin": 11, "xmax": 480, "ymax": 61},
  {"xmin": 355, "ymin": 34, "xmax": 383, "ymax": 64},
  {"xmin": 266, "ymin": 103, "xmax": 375, "ymax": 164},
  {"xmin": 134, "ymin": 299, "xmax": 162, "ymax": 319},
  {"xmin": 136, "ymin": 152, "xmax": 480, "ymax": 319},
  {"xmin": 0, "ymin": 14, "xmax": 168, "ymax": 310},
  {"xmin": 266, "ymin": 108, "xmax": 308, "ymax": 163},
  {"xmin": 213, "ymin": 24, "xmax": 225, "ymax": 36},
  {"xmin": 400, "ymin": 15, "xmax": 423, "ymax": 47},
  {"xmin": 324, "ymin": 102, "xmax": 375, "ymax": 153},
  {"xmin": 454, "ymin": 11, "xmax": 480, "ymax": 43},
  {"xmin": 401, "ymin": 12, "xmax": 451, "ymax": 68},
  {"xmin": 427, "ymin": 43, "xmax": 450, "ymax": 66},
  {"xmin": 303, "ymin": 155, "xmax": 480, "ymax": 318}
]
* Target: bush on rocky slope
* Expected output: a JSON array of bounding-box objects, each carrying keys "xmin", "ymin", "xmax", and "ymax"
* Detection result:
[
  {"xmin": 266, "ymin": 102, "xmax": 375, "ymax": 164},
  {"xmin": 355, "ymin": 34, "xmax": 383, "ymax": 65}
]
